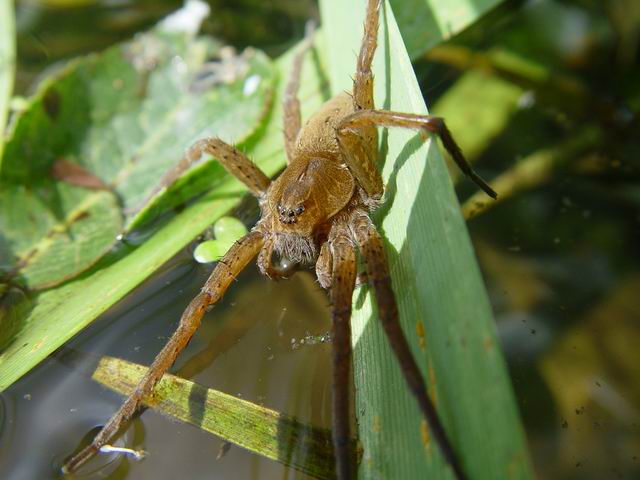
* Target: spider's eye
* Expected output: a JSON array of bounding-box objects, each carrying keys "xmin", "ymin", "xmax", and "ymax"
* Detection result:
[{"xmin": 276, "ymin": 202, "xmax": 304, "ymax": 224}]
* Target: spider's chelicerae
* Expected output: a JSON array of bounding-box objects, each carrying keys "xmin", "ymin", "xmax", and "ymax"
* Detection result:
[{"xmin": 64, "ymin": 0, "xmax": 496, "ymax": 478}]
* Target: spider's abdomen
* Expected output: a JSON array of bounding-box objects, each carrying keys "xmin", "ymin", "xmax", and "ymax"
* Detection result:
[{"xmin": 294, "ymin": 92, "xmax": 354, "ymax": 156}]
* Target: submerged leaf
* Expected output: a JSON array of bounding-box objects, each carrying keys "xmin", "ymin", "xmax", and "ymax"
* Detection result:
[
  {"xmin": 462, "ymin": 128, "xmax": 601, "ymax": 219},
  {"xmin": 0, "ymin": 187, "xmax": 123, "ymax": 289},
  {"xmin": 0, "ymin": 284, "xmax": 31, "ymax": 351},
  {"xmin": 93, "ymin": 356, "xmax": 349, "ymax": 480}
]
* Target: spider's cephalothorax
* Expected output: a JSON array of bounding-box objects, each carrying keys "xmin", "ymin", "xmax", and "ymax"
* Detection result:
[
  {"xmin": 63, "ymin": 1, "xmax": 496, "ymax": 479},
  {"xmin": 258, "ymin": 92, "xmax": 363, "ymax": 276}
]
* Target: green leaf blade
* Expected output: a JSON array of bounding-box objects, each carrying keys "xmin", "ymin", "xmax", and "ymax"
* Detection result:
[
  {"xmin": 92, "ymin": 355, "xmax": 342, "ymax": 480},
  {"xmin": 391, "ymin": 0, "xmax": 506, "ymax": 59},
  {"xmin": 321, "ymin": 0, "xmax": 533, "ymax": 478}
]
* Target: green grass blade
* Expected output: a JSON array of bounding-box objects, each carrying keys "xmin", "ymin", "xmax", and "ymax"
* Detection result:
[
  {"xmin": 390, "ymin": 0, "xmax": 506, "ymax": 59},
  {"xmin": 93, "ymin": 356, "xmax": 350, "ymax": 480},
  {"xmin": 321, "ymin": 0, "xmax": 533, "ymax": 478},
  {"xmin": 0, "ymin": 0, "xmax": 15, "ymax": 162}
]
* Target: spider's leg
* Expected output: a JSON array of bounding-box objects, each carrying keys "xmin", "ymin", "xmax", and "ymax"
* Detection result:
[
  {"xmin": 338, "ymin": 109, "xmax": 497, "ymax": 198},
  {"xmin": 350, "ymin": 210, "xmax": 468, "ymax": 480},
  {"xmin": 328, "ymin": 232, "xmax": 358, "ymax": 479},
  {"xmin": 283, "ymin": 23, "xmax": 315, "ymax": 163},
  {"xmin": 63, "ymin": 231, "xmax": 265, "ymax": 474},
  {"xmin": 354, "ymin": 0, "xmax": 379, "ymax": 111},
  {"xmin": 138, "ymin": 138, "xmax": 271, "ymax": 213},
  {"xmin": 339, "ymin": 0, "xmax": 384, "ymax": 199}
]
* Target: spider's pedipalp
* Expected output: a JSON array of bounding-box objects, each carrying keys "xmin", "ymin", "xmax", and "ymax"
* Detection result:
[{"xmin": 257, "ymin": 234, "xmax": 291, "ymax": 279}]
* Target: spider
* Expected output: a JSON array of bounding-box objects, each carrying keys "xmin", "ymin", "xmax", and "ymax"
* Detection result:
[{"xmin": 63, "ymin": 0, "xmax": 496, "ymax": 478}]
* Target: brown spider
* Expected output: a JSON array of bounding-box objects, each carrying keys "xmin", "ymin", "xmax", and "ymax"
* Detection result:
[{"xmin": 63, "ymin": 0, "xmax": 496, "ymax": 478}]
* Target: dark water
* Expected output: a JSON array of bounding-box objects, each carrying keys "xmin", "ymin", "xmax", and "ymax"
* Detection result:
[{"xmin": 0, "ymin": 240, "xmax": 334, "ymax": 479}]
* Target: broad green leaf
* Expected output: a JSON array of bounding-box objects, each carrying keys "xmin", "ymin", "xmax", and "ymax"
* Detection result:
[
  {"xmin": 93, "ymin": 356, "xmax": 352, "ymax": 480},
  {"xmin": 321, "ymin": 0, "xmax": 533, "ymax": 478},
  {"xmin": 0, "ymin": 0, "xmax": 15, "ymax": 162},
  {"xmin": 390, "ymin": 0, "xmax": 505, "ymax": 59},
  {"xmin": 0, "ymin": 24, "xmax": 326, "ymax": 390},
  {"xmin": 0, "ymin": 8, "xmax": 275, "ymax": 290}
]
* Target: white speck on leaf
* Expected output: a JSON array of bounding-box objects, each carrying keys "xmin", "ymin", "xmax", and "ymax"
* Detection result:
[{"xmin": 243, "ymin": 75, "xmax": 261, "ymax": 96}]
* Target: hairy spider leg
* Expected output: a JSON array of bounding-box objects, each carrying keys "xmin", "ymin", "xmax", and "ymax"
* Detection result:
[
  {"xmin": 338, "ymin": 110, "xmax": 498, "ymax": 199},
  {"xmin": 283, "ymin": 23, "xmax": 316, "ymax": 163},
  {"xmin": 327, "ymin": 226, "xmax": 358, "ymax": 479},
  {"xmin": 63, "ymin": 231, "xmax": 265, "ymax": 472},
  {"xmin": 341, "ymin": 0, "xmax": 383, "ymax": 198},
  {"xmin": 350, "ymin": 210, "xmax": 468, "ymax": 480},
  {"xmin": 138, "ymin": 137, "xmax": 270, "ymax": 211}
]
